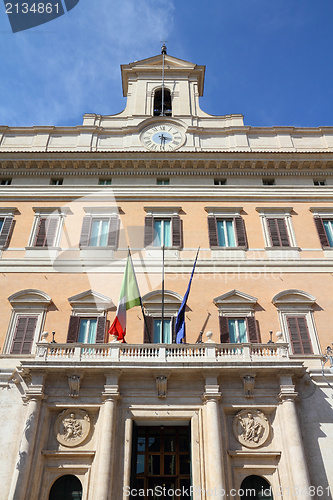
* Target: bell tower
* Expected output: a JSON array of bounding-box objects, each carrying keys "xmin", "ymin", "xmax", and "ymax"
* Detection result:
[{"xmin": 119, "ymin": 46, "xmax": 206, "ymax": 119}]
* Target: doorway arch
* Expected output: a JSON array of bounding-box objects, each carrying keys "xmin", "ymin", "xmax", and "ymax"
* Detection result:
[
  {"xmin": 49, "ymin": 474, "xmax": 82, "ymax": 500},
  {"xmin": 240, "ymin": 475, "xmax": 273, "ymax": 500}
]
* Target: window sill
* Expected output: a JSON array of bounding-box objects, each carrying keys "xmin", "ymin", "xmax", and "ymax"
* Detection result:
[
  {"xmin": 211, "ymin": 247, "xmax": 246, "ymax": 260},
  {"xmin": 264, "ymin": 247, "xmax": 300, "ymax": 260},
  {"xmin": 79, "ymin": 247, "xmax": 115, "ymax": 260},
  {"xmin": 145, "ymin": 248, "xmax": 180, "ymax": 259},
  {"xmin": 25, "ymin": 247, "xmax": 61, "ymax": 259}
]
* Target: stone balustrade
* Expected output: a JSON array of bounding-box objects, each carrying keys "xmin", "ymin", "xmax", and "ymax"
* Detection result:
[{"xmin": 35, "ymin": 342, "xmax": 290, "ymax": 363}]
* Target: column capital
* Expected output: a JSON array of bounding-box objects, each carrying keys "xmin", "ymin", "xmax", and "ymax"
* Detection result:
[{"xmin": 279, "ymin": 384, "xmax": 298, "ymax": 402}]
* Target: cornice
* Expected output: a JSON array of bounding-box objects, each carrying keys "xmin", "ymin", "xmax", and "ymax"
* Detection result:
[{"xmin": 0, "ymin": 154, "xmax": 333, "ymax": 177}]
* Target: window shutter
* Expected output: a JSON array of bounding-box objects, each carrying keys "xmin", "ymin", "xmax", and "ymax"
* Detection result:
[
  {"xmin": 144, "ymin": 216, "xmax": 154, "ymax": 247},
  {"xmin": 79, "ymin": 216, "xmax": 92, "ymax": 247},
  {"xmin": 143, "ymin": 315, "xmax": 153, "ymax": 343},
  {"xmin": 172, "ymin": 215, "xmax": 182, "ymax": 247},
  {"xmin": 246, "ymin": 316, "xmax": 260, "ymax": 343},
  {"xmin": 208, "ymin": 216, "xmax": 218, "ymax": 247},
  {"xmin": 219, "ymin": 316, "xmax": 230, "ymax": 343},
  {"xmin": 0, "ymin": 216, "xmax": 14, "ymax": 247},
  {"xmin": 11, "ymin": 316, "xmax": 37, "ymax": 354},
  {"xmin": 66, "ymin": 315, "xmax": 80, "ymax": 343},
  {"xmin": 267, "ymin": 218, "xmax": 290, "ymax": 247},
  {"xmin": 45, "ymin": 218, "xmax": 59, "ymax": 247},
  {"xmin": 287, "ymin": 316, "xmax": 313, "ymax": 355},
  {"xmin": 96, "ymin": 316, "xmax": 107, "ymax": 343},
  {"xmin": 314, "ymin": 217, "xmax": 330, "ymax": 247},
  {"xmin": 171, "ymin": 316, "xmax": 178, "ymax": 344},
  {"xmin": 107, "ymin": 215, "xmax": 120, "ymax": 247},
  {"xmin": 234, "ymin": 217, "xmax": 248, "ymax": 248},
  {"xmin": 35, "ymin": 218, "xmax": 47, "ymax": 246}
]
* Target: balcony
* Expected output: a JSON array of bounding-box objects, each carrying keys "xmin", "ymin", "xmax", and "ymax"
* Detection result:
[{"xmin": 32, "ymin": 341, "xmax": 294, "ymax": 367}]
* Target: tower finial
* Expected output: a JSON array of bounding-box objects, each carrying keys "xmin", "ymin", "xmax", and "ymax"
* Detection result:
[{"xmin": 161, "ymin": 43, "xmax": 167, "ymax": 55}]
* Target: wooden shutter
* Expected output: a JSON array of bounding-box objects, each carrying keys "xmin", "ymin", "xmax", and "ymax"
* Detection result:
[
  {"xmin": 246, "ymin": 316, "xmax": 260, "ymax": 343},
  {"xmin": 11, "ymin": 316, "xmax": 37, "ymax": 354},
  {"xmin": 314, "ymin": 217, "xmax": 330, "ymax": 247},
  {"xmin": 219, "ymin": 316, "xmax": 230, "ymax": 343},
  {"xmin": 172, "ymin": 215, "xmax": 182, "ymax": 248},
  {"xmin": 267, "ymin": 218, "xmax": 290, "ymax": 247},
  {"xmin": 79, "ymin": 216, "xmax": 92, "ymax": 246},
  {"xmin": 34, "ymin": 218, "xmax": 47, "ymax": 246},
  {"xmin": 45, "ymin": 218, "xmax": 58, "ymax": 247},
  {"xmin": 144, "ymin": 216, "xmax": 154, "ymax": 247},
  {"xmin": 66, "ymin": 315, "xmax": 80, "ymax": 343},
  {"xmin": 287, "ymin": 316, "xmax": 313, "ymax": 355},
  {"xmin": 171, "ymin": 316, "xmax": 177, "ymax": 344},
  {"xmin": 143, "ymin": 315, "xmax": 153, "ymax": 343},
  {"xmin": 0, "ymin": 216, "xmax": 14, "ymax": 247},
  {"xmin": 235, "ymin": 217, "xmax": 248, "ymax": 248},
  {"xmin": 208, "ymin": 216, "xmax": 218, "ymax": 247},
  {"xmin": 107, "ymin": 215, "xmax": 120, "ymax": 247},
  {"xmin": 96, "ymin": 316, "xmax": 107, "ymax": 343}
]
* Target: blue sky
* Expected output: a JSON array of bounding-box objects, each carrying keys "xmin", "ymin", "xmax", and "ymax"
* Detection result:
[{"xmin": 1, "ymin": 0, "xmax": 333, "ymax": 128}]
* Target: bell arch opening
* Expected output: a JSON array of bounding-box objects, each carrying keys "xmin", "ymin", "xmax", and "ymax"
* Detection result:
[
  {"xmin": 49, "ymin": 474, "xmax": 82, "ymax": 500},
  {"xmin": 153, "ymin": 88, "xmax": 172, "ymax": 116},
  {"xmin": 240, "ymin": 475, "xmax": 273, "ymax": 500}
]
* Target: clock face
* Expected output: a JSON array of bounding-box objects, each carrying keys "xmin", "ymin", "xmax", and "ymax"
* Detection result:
[{"xmin": 141, "ymin": 123, "xmax": 185, "ymax": 151}]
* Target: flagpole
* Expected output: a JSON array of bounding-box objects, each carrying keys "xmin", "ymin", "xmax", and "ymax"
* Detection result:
[
  {"xmin": 128, "ymin": 248, "xmax": 151, "ymax": 343},
  {"xmin": 161, "ymin": 244, "xmax": 165, "ymax": 342}
]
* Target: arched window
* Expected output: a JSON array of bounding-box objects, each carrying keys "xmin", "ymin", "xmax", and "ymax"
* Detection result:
[
  {"xmin": 240, "ymin": 475, "xmax": 273, "ymax": 500},
  {"xmin": 49, "ymin": 474, "xmax": 82, "ymax": 500},
  {"xmin": 153, "ymin": 88, "xmax": 172, "ymax": 116}
]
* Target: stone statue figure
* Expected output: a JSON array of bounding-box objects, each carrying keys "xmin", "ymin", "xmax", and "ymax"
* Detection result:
[
  {"xmin": 238, "ymin": 412, "xmax": 263, "ymax": 443},
  {"xmin": 62, "ymin": 413, "xmax": 83, "ymax": 441}
]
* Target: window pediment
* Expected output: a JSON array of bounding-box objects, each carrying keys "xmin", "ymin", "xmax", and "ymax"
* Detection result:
[
  {"xmin": 8, "ymin": 289, "xmax": 52, "ymax": 307},
  {"xmin": 214, "ymin": 290, "xmax": 257, "ymax": 315},
  {"xmin": 68, "ymin": 289, "xmax": 114, "ymax": 313},
  {"xmin": 272, "ymin": 289, "xmax": 316, "ymax": 308}
]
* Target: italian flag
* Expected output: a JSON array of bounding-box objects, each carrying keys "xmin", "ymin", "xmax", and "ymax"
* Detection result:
[{"xmin": 108, "ymin": 253, "xmax": 141, "ymax": 342}]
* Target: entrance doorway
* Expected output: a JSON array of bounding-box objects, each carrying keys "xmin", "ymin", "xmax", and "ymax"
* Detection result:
[
  {"xmin": 49, "ymin": 474, "xmax": 82, "ymax": 500},
  {"xmin": 131, "ymin": 425, "xmax": 191, "ymax": 499},
  {"xmin": 240, "ymin": 475, "xmax": 273, "ymax": 500}
]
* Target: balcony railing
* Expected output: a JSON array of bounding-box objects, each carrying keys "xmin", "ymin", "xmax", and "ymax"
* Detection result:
[{"xmin": 34, "ymin": 342, "xmax": 290, "ymax": 363}]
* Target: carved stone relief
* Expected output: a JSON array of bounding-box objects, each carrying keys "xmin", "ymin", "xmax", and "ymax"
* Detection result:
[
  {"xmin": 55, "ymin": 409, "xmax": 91, "ymax": 447},
  {"xmin": 233, "ymin": 409, "xmax": 270, "ymax": 448}
]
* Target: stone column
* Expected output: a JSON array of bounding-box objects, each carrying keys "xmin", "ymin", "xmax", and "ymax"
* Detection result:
[
  {"xmin": 8, "ymin": 396, "xmax": 42, "ymax": 500},
  {"xmin": 279, "ymin": 376, "xmax": 312, "ymax": 500},
  {"xmin": 94, "ymin": 373, "xmax": 120, "ymax": 500},
  {"xmin": 203, "ymin": 376, "xmax": 225, "ymax": 497}
]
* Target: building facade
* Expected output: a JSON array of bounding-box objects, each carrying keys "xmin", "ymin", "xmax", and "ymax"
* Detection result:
[{"xmin": 0, "ymin": 50, "xmax": 332, "ymax": 500}]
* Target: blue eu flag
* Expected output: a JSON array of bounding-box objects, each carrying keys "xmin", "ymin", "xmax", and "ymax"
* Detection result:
[{"xmin": 175, "ymin": 249, "xmax": 199, "ymax": 344}]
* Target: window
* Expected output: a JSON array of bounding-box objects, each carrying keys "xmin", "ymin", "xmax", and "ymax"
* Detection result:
[
  {"xmin": 1, "ymin": 179, "xmax": 12, "ymax": 185},
  {"xmin": 144, "ymin": 207, "xmax": 183, "ymax": 249},
  {"xmin": 99, "ymin": 179, "xmax": 112, "ymax": 185},
  {"xmin": 272, "ymin": 289, "xmax": 320, "ymax": 355},
  {"xmin": 142, "ymin": 290, "xmax": 182, "ymax": 343},
  {"xmin": 0, "ymin": 208, "xmax": 16, "ymax": 248},
  {"xmin": 313, "ymin": 180, "xmax": 326, "ymax": 186},
  {"xmin": 50, "ymin": 179, "xmax": 63, "ymax": 185},
  {"xmin": 66, "ymin": 290, "xmax": 112, "ymax": 344},
  {"xmin": 28, "ymin": 207, "xmax": 69, "ymax": 248},
  {"xmin": 153, "ymin": 88, "xmax": 172, "ymax": 116},
  {"xmin": 157, "ymin": 179, "xmax": 169, "ymax": 185},
  {"xmin": 49, "ymin": 475, "xmax": 82, "ymax": 500},
  {"xmin": 79, "ymin": 208, "xmax": 120, "ymax": 248},
  {"xmin": 311, "ymin": 208, "xmax": 333, "ymax": 248},
  {"xmin": 214, "ymin": 179, "xmax": 226, "ymax": 185},
  {"xmin": 256, "ymin": 207, "xmax": 297, "ymax": 249},
  {"xmin": 153, "ymin": 318, "xmax": 172, "ymax": 343},
  {"xmin": 205, "ymin": 207, "xmax": 248, "ymax": 249},
  {"xmin": 262, "ymin": 178, "xmax": 275, "ymax": 186},
  {"xmin": 3, "ymin": 289, "xmax": 52, "ymax": 355},
  {"xmin": 214, "ymin": 290, "xmax": 260, "ymax": 343}
]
